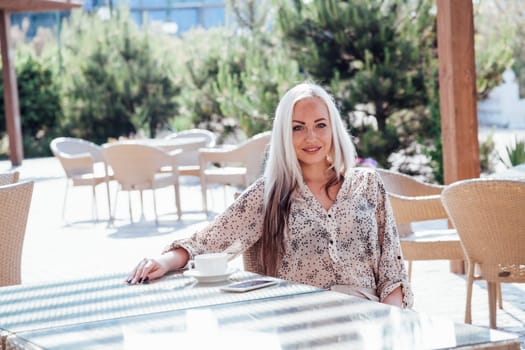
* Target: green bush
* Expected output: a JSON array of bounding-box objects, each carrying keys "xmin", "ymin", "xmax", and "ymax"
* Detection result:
[
  {"xmin": 59, "ymin": 10, "xmax": 179, "ymax": 143},
  {"xmin": 212, "ymin": 34, "xmax": 301, "ymax": 138},
  {"xmin": 168, "ymin": 28, "xmax": 234, "ymax": 139},
  {"xmin": 172, "ymin": 1, "xmax": 301, "ymax": 141}
]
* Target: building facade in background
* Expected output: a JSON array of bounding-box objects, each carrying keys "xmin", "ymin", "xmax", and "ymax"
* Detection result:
[{"xmin": 12, "ymin": 0, "xmax": 226, "ymax": 37}]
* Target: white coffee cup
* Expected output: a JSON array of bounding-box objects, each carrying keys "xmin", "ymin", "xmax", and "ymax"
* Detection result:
[{"xmin": 190, "ymin": 253, "xmax": 228, "ymax": 276}]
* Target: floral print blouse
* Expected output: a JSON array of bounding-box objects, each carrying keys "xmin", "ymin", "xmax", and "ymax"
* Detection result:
[{"xmin": 164, "ymin": 167, "xmax": 414, "ymax": 308}]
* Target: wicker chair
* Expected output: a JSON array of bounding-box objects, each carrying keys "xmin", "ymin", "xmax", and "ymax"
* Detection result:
[
  {"xmin": 376, "ymin": 169, "xmax": 465, "ymax": 280},
  {"xmin": 231, "ymin": 191, "xmax": 265, "ymax": 274},
  {"xmin": 0, "ymin": 181, "xmax": 34, "ymax": 286},
  {"xmin": 441, "ymin": 178, "xmax": 525, "ymax": 329},
  {"xmin": 163, "ymin": 129, "xmax": 217, "ymax": 178},
  {"xmin": 0, "ymin": 170, "xmax": 19, "ymax": 185},
  {"xmin": 102, "ymin": 143, "xmax": 182, "ymax": 224},
  {"xmin": 50, "ymin": 137, "xmax": 113, "ymax": 222},
  {"xmin": 199, "ymin": 131, "xmax": 271, "ymax": 215},
  {"xmin": 243, "ymin": 239, "xmax": 264, "ymax": 274}
]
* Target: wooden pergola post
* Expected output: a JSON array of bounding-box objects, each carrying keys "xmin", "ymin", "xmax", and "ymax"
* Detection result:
[
  {"xmin": 437, "ymin": 0, "xmax": 480, "ymax": 184},
  {"xmin": 0, "ymin": 1, "xmax": 81, "ymax": 167},
  {"xmin": 436, "ymin": 0, "xmax": 480, "ymax": 274},
  {"xmin": 0, "ymin": 10, "xmax": 23, "ymax": 166}
]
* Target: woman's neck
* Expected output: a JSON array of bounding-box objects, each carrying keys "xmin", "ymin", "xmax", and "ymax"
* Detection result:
[
  {"xmin": 301, "ymin": 164, "xmax": 340, "ymax": 210},
  {"xmin": 301, "ymin": 163, "xmax": 332, "ymax": 185}
]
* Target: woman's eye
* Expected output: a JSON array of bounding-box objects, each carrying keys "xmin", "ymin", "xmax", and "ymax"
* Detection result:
[
  {"xmin": 292, "ymin": 125, "xmax": 304, "ymax": 132},
  {"xmin": 317, "ymin": 122, "xmax": 327, "ymax": 129}
]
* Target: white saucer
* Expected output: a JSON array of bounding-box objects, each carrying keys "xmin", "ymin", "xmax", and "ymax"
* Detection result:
[{"xmin": 183, "ymin": 267, "xmax": 237, "ymax": 283}]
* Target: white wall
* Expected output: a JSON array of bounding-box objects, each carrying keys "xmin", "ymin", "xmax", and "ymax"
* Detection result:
[{"xmin": 478, "ymin": 69, "xmax": 525, "ymax": 129}]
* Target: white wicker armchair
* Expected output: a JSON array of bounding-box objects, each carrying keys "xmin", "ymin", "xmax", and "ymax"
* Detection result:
[
  {"xmin": 50, "ymin": 137, "xmax": 113, "ymax": 222},
  {"xmin": 199, "ymin": 131, "xmax": 271, "ymax": 215},
  {"xmin": 442, "ymin": 178, "xmax": 525, "ymax": 329},
  {"xmin": 0, "ymin": 181, "xmax": 34, "ymax": 286},
  {"xmin": 376, "ymin": 169, "xmax": 465, "ymax": 280}
]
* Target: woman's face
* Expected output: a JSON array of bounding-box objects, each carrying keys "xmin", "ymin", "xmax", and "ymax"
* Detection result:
[{"xmin": 292, "ymin": 97, "xmax": 332, "ymax": 168}]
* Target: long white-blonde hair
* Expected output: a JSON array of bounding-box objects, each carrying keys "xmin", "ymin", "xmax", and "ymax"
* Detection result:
[{"xmin": 259, "ymin": 82, "xmax": 357, "ymax": 276}]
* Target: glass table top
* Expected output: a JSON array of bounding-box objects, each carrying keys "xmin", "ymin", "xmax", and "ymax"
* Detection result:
[{"xmin": 5, "ymin": 290, "xmax": 519, "ymax": 350}]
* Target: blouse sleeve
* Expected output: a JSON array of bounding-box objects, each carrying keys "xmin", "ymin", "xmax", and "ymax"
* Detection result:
[
  {"xmin": 372, "ymin": 171, "xmax": 414, "ymax": 308},
  {"xmin": 162, "ymin": 178, "xmax": 266, "ymax": 262}
]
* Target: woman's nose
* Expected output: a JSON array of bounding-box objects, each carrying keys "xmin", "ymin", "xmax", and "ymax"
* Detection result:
[{"xmin": 305, "ymin": 128, "xmax": 317, "ymax": 140}]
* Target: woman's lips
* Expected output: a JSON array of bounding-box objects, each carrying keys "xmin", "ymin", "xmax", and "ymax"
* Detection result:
[{"xmin": 302, "ymin": 146, "xmax": 321, "ymax": 153}]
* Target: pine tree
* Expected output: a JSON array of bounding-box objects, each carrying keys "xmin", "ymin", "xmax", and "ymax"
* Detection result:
[
  {"xmin": 60, "ymin": 9, "xmax": 179, "ymax": 142},
  {"xmin": 276, "ymin": 0, "xmax": 428, "ymax": 167}
]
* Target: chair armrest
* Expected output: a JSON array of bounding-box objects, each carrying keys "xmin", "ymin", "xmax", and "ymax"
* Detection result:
[
  {"xmin": 59, "ymin": 153, "xmax": 95, "ymax": 176},
  {"xmin": 198, "ymin": 147, "xmax": 245, "ymax": 165},
  {"xmin": 377, "ymin": 169, "xmax": 444, "ymax": 196},
  {"xmin": 388, "ymin": 193, "xmax": 448, "ymax": 224},
  {"xmin": 160, "ymin": 149, "xmax": 183, "ymax": 172},
  {"xmin": 167, "ymin": 148, "xmax": 183, "ymax": 158},
  {"xmin": 406, "ymin": 181, "xmax": 444, "ymax": 196}
]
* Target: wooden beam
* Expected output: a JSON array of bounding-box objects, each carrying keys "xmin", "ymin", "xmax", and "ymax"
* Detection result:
[
  {"xmin": 0, "ymin": 1, "xmax": 81, "ymax": 13},
  {"xmin": 0, "ymin": 10, "xmax": 23, "ymax": 166},
  {"xmin": 436, "ymin": 0, "xmax": 480, "ymax": 185}
]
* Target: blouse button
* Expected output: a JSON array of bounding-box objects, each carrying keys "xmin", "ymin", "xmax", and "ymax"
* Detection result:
[
  {"xmin": 329, "ymin": 240, "xmax": 334, "ymax": 245},
  {"xmin": 327, "ymin": 214, "xmax": 332, "ymax": 218}
]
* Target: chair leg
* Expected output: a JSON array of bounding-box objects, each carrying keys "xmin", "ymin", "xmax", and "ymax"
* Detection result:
[
  {"xmin": 91, "ymin": 185, "xmax": 98, "ymax": 222},
  {"xmin": 152, "ymin": 189, "xmax": 159, "ymax": 226},
  {"xmin": 128, "ymin": 191, "xmax": 134, "ymax": 223},
  {"xmin": 465, "ymin": 262, "xmax": 475, "ymax": 324},
  {"xmin": 105, "ymin": 181, "xmax": 112, "ymax": 222},
  {"xmin": 487, "ymin": 281, "xmax": 498, "ymax": 329},
  {"xmin": 62, "ymin": 181, "xmax": 70, "ymax": 222},
  {"xmin": 497, "ymin": 282, "xmax": 503, "ymax": 309},
  {"xmin": 139, "ymin": 190, "xmax": 145, "ymax": 220},
  {"xmin": 173, "ymin": 184, "xmax": 182, "ymax": 220},
  {"xmin": 201, "ymin": 178, "xmax": 208, "ymax": 215},
  {"xmin": 222, "ymin": 185, "xmax": 228, "ymax": 209},
  {"xmin": 110, "ymin": 188, "xmax": 120, "ymax": 225}
]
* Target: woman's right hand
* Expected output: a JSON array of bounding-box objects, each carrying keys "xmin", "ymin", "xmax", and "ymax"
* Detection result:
[
  {"xmin": 126, "ymin": 248, "xmax": 189, "ymax": 285},
  {"xmin": 126, "ymin": 256, "xmax": 169, "ymax": 284}
]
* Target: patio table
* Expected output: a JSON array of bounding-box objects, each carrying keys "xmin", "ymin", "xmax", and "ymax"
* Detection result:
[
  {"xmin": 0, "ymin": 270, "xmax": 319, "ymax": 350},
  {"xmin": 109, "ymin": 137, "xmax": 208, "ymax": 153},
  {"xmin": 4, "ymin": 287, "xmax": 520, "ymax": 350}
]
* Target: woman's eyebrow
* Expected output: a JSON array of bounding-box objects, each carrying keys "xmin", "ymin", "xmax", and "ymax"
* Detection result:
[{"xmin": 292, "ymin": 117, "xmax": 328, "ymax": 124}]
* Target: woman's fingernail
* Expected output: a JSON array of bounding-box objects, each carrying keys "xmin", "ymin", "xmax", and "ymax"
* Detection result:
[
  {"xmin": 138, "ymin": 278, "xmax": 143, "ymax": 283},
  {"xmin": 126, "ymin": 279, "xmax": 132, "ymax": 284},
  {"xmin": 142, "ymin": 276, "xmax": 149, "ymax": 284}
]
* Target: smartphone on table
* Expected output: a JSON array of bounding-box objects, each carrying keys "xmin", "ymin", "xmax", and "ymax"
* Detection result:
[{"xmin": 220, "ymin": 278, "xmax": 278, "ymax": 293}]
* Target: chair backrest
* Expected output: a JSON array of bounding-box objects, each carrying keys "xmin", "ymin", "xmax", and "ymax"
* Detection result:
[
  {"xmin": 50, "ymin": 137, "xmax": 105, "ymax": 162},
  {"xmin": 376, "ymin": 169, "xmax": 443, "ymax": 196},
  {"xmin": 236, "ymin": 131, "xmax": 271, "ymax": 183},
  {"xmin": 243, "ymin": 240, "xmax": 265, "ymax": 274},
  {"xmin": 164, "ymin": 129, "xmax": 217, "ymax": 167},
  {"xmin": 50, "ymin": 137, "xmax": 106, "ymax": 177},
  {"xmin": 0, "ymin": 170, "xmax": 19, "ymax": 186},
  {"xmin": 441, "ymin": 179, "xmax": 525, "ymax": 280},
  {"xmin": 0, "ymin": 181, "xmax": 34, "ymax": 286},
  {"xmin": 103, "ymin": 143, "xmax": 173, "ymax": 189},
  {"xmin": 377, "ymin": 168, "xmax": 448, "ymax": 225},
  {"xmin": 165, "ymin": 128, "xmax": 217, "ymax": 148}
]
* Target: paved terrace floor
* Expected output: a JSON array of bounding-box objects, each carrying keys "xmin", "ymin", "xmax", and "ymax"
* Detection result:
[{"xmin": 1, "ymin": 156, "xmax": 524, "ymax": 349}]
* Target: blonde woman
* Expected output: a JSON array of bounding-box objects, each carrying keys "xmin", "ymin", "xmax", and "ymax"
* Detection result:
[{"xmin": 128, "ymin": 82, "xmax": 413, "ymax": 308}]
